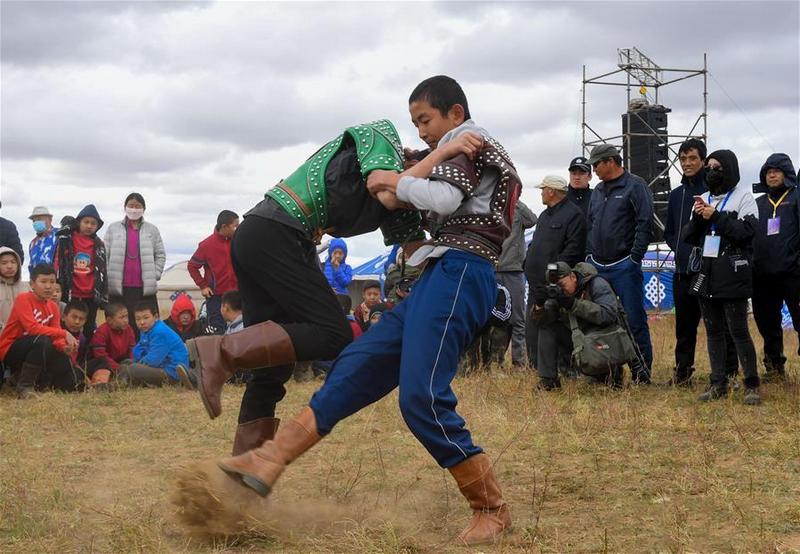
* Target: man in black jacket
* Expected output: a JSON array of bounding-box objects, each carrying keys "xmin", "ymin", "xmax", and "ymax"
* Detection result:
[
  {"xmin": 567, "ymin": 156, "xmax": 592, "ymax": 217},
  {"xmin": 663, "ymin": 139, "xmax": 738, "ymax": 386},
  {"xmin": 752, "ymin": 153, "xmax": 800, "ymax": 379},
  {"xmin": 524, "ymin": 175, "xmax": 586, "ymax": 383},
  {"xmin": 0, "ymin": 205, "xmax": 24, "ymax": 265},
  {"xmin": 586, "ymin": 144, "xmax": 654, "ymax": 383}
]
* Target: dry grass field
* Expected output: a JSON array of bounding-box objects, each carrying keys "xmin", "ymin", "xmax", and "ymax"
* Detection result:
[{"xmin": 1, "ymin": 317, "xmax": 799, "ymax": 553}]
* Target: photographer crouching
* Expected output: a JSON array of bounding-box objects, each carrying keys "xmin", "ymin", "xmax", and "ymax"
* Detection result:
[{"xmin": 532, "ymin": 261, "xmax": 638, "ymax": 390}]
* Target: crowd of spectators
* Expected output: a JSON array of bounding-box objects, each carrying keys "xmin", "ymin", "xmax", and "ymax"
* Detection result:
[{"xmin": 0, "ymin": 140, "xmax": 798, "ymax": 405}]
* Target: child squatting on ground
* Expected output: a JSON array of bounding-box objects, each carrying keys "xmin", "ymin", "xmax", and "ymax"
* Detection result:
[
  {"xmin": 117, "ymin": 302, "xmax": 192, "ymax": 388},
  {"xmin": 178, "ymin": 75, "xmax": 521, "ymax": 546}
]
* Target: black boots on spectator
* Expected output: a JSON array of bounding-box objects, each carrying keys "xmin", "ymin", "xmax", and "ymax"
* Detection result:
[
  {"xmin": 13, "ymin": 362, "xmax": 41, "ymax": 399},
  {"xmin": 231, "ymin": 417, "xmax": 280, "ymax": 456},
  {"xmin": 186, "ymin": 321, "xmax": 296, "ymax": 419},
  {"xmin": 762, "ymin": 358, "xmax": 786, "ymax": 383}
]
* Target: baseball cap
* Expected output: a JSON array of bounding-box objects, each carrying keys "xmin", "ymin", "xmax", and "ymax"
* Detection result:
[
  {"xmin": 586, "ymin": 144, "xmax": 620, "ymax": 166},
  {"xmin": 568, "ymin": 156, "xmax": 591, "ymax": 173}
]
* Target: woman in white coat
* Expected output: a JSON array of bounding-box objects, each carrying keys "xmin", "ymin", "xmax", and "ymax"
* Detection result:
[{"xmin": 104, "ymin": 193, "xmax": 166, "ymax": 333}]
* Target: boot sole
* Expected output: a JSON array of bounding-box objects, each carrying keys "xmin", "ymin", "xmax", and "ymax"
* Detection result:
[
  {"xmin": 187, "ymin": 341, "xmax": 219, "ymax": 420},
  {"xmin": 217, "ymin": 463, "xmax": 272, "ymax": 497}
]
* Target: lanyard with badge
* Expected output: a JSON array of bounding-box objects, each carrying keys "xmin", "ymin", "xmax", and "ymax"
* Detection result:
[
  {"xmin": 766, "ymin": 189, "xmax": 790, "ymax": 236},
  {"xmin": 702, "ymin": 190, "xmax": 733, "ymax": 258}
]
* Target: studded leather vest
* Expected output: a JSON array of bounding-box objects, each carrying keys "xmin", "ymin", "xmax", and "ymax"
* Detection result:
[{"xmin": 428, "ymin": 136, "xmax": 521, "ymax": 264}]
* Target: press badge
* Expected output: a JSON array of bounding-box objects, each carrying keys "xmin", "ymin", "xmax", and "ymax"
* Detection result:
[
  {"xmin": 768, "ymin": 217, "xmax": 781, "ymax": 236},
  {"xmin": 703, "ymin": 235, "xmax": 721, "ymax": 258}
]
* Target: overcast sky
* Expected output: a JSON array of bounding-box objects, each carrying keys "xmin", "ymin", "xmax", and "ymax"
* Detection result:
[{"xmin": 2, "ymin": 1, "xmax": 798, "ymax": 276}]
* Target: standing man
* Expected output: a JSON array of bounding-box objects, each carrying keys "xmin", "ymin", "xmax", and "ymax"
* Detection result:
[
  {"xmin": 496, "ymin": 200, "xmax": 536, "ymax": 368},
  {"xmin": 524, "ymin": 175, "xmax": 587, "ymax": 387},
  {"xmin": 28, "ymin": 206, "xmax": 59, "ymax": 273},
  {"xmin": 752, "ymin": 153, "xmax": 800, "ymax": 380},
  {"xmin": 0, "ymin": 203, "xmax": 24, "ymax": 266},
  {"xmin": 663, "ymin": 139, "xmax": 738, "ymax": 386},
  {"xmin": 188, "ymin": 210, "xmax": 239, "ymax": 333},
  {"xmin": 585, "ymin": 144, "xmax": 654, "ymax": 383},
  {"xmin": 566, "ymin": 156, "xmax": 592, "ymax": 217}
]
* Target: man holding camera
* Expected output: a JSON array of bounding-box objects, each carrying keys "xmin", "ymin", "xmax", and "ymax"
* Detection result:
[
  {"xmin": 534, "ymin": 261, "xmax": 624, "ymax": 389},
  {"xmin": 524, "ymin": 175, "xmax": 587, "ymax": 387}
]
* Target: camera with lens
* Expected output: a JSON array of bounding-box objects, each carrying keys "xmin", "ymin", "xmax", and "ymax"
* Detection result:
[
  {"xmin": 544, "ymin": 263, "xmax": 561, "ymax": 313},
  {"xmin": 396, "ymin": 276, "xmax": 415, "ymax": 294}
]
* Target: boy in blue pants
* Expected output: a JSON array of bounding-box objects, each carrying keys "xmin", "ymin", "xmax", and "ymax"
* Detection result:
[{"xmin": 200, "ymin": 77, "xmax": 521, "ymax": 545}]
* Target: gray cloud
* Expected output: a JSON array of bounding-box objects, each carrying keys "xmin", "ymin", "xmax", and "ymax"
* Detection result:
[{"xmin": 2, "ymin": 0, "xmax": 798, "ymax": 278}]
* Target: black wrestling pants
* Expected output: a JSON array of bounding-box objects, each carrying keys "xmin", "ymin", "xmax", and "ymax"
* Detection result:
[{"xmin": 231, "ymin": 215, "xmax": 353, "ymax": 424}]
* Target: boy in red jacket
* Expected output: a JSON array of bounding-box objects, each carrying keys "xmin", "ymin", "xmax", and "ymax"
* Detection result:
[
  {"xmin": 0, "ymin": 264, "xmax": 81, "ymax": 398},
  {"xmin": 87, "ymin": 302, "xmax": 135, "ymax": 386}
]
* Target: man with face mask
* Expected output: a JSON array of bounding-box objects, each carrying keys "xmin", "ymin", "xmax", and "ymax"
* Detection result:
[
  {"xmin": 663, "ymin": 140, "xmax": 739, "ymax": 387},
  {"xmin": 104, "ymin": 193, "xmax": 167, "ymax": 334},
  {"xmin": 752, "ymin": 153, "xmax": 800, "ymax": 380},
  {"xmin": 28, "ymin": 206, "xmax": 59, "ymax": 273}
]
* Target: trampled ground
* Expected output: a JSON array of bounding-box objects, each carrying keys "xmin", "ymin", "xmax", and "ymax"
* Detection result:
[{"xmin": 1, "ymin": 317, "xmax": 799, "ymax": 553}]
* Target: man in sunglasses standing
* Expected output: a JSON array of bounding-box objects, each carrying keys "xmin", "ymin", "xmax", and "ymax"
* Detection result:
[{"xmin": 585, "ymin": 144, "xmax": 654, "ymax": 384}]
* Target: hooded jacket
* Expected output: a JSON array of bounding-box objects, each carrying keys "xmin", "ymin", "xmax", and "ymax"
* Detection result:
[
  {"xmin": 663, "ymin": 168, "xmax": 707, "ymax": 274},
  {"xmin": 0, "ymin": 291, "xmax": 67, "ymax": 360},
  {"xmin": 55, "ymin": 204, "xmax": 108, "ymax": 304},
  {"xmin": 163, "ymin": 293, "xmax": 206, "ymax": 341},
  {"xmin": 133, "ymin": 319, "xmax": 189, "ymax": 380},
  {"xmin": 556, "ymin": 262, "xmax": 620, "ymax": 334},
  {"xmin": 682, "ymin": 150, "xmax": 758, "ymax": 300},
  {"xmin": 0, "ymin": 247, "xmax": 26, "ymax": 331},
  {"xmin": 322, "ymin": 238, "xmax": 353, "ymax": 295},
  {"xmin": 105, "ymin": 217, "xmax": 166, "ymax": 297},
  {"xmin": 753, "ymin": 153, "xmax": 799, "ymax": 276}
]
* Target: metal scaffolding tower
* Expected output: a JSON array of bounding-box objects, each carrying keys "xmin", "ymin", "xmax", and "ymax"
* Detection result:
[{"xmin": 581, "ymin": 47, "xmax": 708, "ymax": 235}]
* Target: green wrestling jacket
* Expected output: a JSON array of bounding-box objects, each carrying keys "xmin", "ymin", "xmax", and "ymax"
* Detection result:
[{"xmin": 262, "ymin": 119, "xmax": 424, "ymax": 246}]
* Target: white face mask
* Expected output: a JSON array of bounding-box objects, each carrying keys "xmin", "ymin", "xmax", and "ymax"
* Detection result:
[{"xmin": 125, "ymin": 207, "xmax": 144, "ymax": 220}]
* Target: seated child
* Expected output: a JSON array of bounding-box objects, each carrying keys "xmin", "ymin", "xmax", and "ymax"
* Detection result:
[
  {"xmin": 221, "ymin": 290, "xmax": 244, "ymax": 335},
  {"xmin": 61, "ymin": 299, "xmax": 90, "ymax": 368},
  {"xmin": 164, "ymin": 293, "xmax": 206, "ymax": 342},
  {"xmin": 353, "ymin": 280, "xmax": 382, "ymax": 331},
  {"xmin": 118, "ymin": 301, "xmax": 192, "ymax": 388},
  {"xmin": 0, "ymin": 247, "xmax": 26, "ymax": 333},
  {"xmin": 0, "ymin": 264, "xmax": 82, "ymax": 398},
  {"xmin": 87, "ymin": 302, "xmax": 136, "ymax": 387}
]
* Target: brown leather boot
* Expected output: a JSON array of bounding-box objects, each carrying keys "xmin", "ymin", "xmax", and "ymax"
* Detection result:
[
  {"xmin": 231, "ymin": 417, "xmax": 280, "ymax": 456},
  {"xmin": 186, "ymin": 321, "xmax": 296, "ymax": 419},
  {"xmin": 217, "ymin": 406, "xmax": 321, "ymax": 497},
  {"xmin": 448, "ymin": 453, "xmax": 511, "ymax": 546}
]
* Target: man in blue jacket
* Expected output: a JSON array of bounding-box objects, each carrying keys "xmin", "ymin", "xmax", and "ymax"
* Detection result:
[
  {"xmin": 752, "ymin": 153, "xmax": 800, "ymax": 379},
  {"xmin": 585, "ymin": 144, "xmax": 654, "ymax": 383},
  {"xmin": 663, "ymin": 139, "xmax": 738, "ymax": 386}
]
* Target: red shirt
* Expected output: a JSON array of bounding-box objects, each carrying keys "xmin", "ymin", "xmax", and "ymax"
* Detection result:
[
  {"xmin": 71, "ymin": 231, "xmax": 96, "ymax": 298},
  {"xmin": 0, "ymin": 292, "xmax": 67, "ymax": 359},
  {"xmin": 187, "ymin": 231, "xmax": 237, "ymax": 295},
  {"xmin": 89, "ymin": 322, "xmax": 135, "ymax": 370}
]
